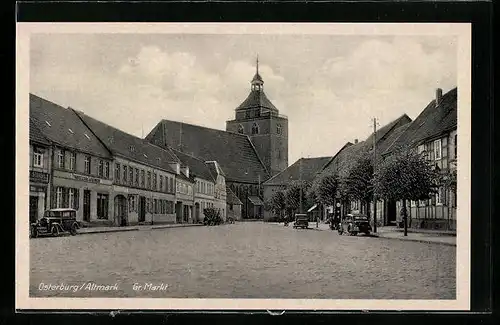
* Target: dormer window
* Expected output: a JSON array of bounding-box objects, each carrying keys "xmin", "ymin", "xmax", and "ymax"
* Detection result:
[
  {"xmin": 251, "ymin": 123, "xmax": 259, "ymax": 135},
  {"xmin": 237, "ymin": 124, "xmax": 244, "ymax": 134},
  {"xmin": 68, "ymin": 128, "xmax": 74, "ymax": 134},
  {"xmin": 277, "ymin": 124, "xmax": 282, "ymax": 135},
  {"xmin": 143, "ymin": 153, "xmax": 148, "ymax": 158},
  {"xmin": 129, "ymin": 145, "xmax": 135, "ymax": 152}
]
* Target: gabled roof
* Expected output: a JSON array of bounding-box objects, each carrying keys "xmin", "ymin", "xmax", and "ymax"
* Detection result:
[
  {"xmin": 384, "ymin": 87, "xmax": 457, "ymax": 155},
  {"xmin": 205, "ymin": 160, "xmax": 226, "ymax": 178},
  {"xmin": 29, "ymin": 94, "xmax": 111, "ymax": 158},
  {"xmin": 145, "ymin": 120, "xmax": 269, "ymax": 183},
  {"xmin": 29, "ymin": 117, "xmax": 50, "ymax": 145},
  {"xmin": 319, "ymin": 142, "xmax": 354, "ymax": 172},
  {"xmin": 364, "ymin": 114, "xmax": 412, "ymax": 148},
  {"xmin": 226, "ymin": 186, "xmax": 243, "ymax": 205},
  {"xmin": 236, "ymin": 90, "xmax": 278, "ymax": 112},
  {"xmin": 263, "ymin": 156, "xmax": 333, "ymax": 186},
  {"xmin": 322, "ymin": 141, "xmax": 369, "ymax": 176},
  {"xmin": 170, "ymin": 148, "xmax": 215, "ymax": 183},
  {"xmin": 74, "ymin": 110, "xmax": 179, "ymax": 174}
]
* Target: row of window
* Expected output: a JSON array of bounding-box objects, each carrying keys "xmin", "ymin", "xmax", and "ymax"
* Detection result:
[
  {"xmin": 236, "ymin": 123, "xmax": 283, "ymax": 135},
  {"xmin": 410, "ymin": 186, "xmax": 457, "ymax": 208},
  {"xmin": 418, "ymin": 134, "xmax": 457, "ymax": 162},
  {"xmin": 54, "ymin": 149, "xmax": 111, "ymax": 178},
  {"xmin": 128, "ymin": 196, "xmax": 175, "ymax": 215},
  {"xmin": 177, "ymin": 181, "xmax": 193, "ymax": 195},
  {"xmin": 115, "ymin": 163, "xmax": 175, "ymax": 193},
  {"xmin": 196, "ymin": 180, "xmax": 214, "ymax": 196}
]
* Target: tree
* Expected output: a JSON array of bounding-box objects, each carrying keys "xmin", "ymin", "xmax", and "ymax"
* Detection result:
[
  {"xmin": 311, "ymin": 173, "xmax": 339, "ymax": 207},
  {"xmin": 264, "ymin": 190, "xmax": 286, "ymax": 219},
  {"xmin": 374, "ymin": 147, "xmax": 440, "ymax": 235},
  {"xmin": 339, "ymin": 154, "xmax": 374, "ymax": 219},
  {"xmin": 284, "ymin": 180, "xmax": 311, "ymax": 214}
]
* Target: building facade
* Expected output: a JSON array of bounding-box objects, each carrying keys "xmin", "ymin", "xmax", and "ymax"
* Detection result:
[
  {"xmin": 383, "ymin": 87, "xmax": 458, "ymax": 231},
  {"xmin": 175, "ymin": 167, "xmax": 195, "ymax": 224},
  {"xmin": 30, "ymin": 94, "xmax": 115, "ymax": 224},
  {"xmin": 206, "ymin": 161, "xmax": 228, "ymax": 221},
  {"xmin": 29, "ymin": 119, "xmax": 52, "ymax": 223},
  {"xmin": 74, "ymin": 107, "xmax": 181, "ymax": 226}
]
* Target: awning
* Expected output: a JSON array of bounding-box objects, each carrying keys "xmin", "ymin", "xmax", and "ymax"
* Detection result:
[
  {"xmin": 248, "ymin": 196, "xmax": 264, "ymax": 206},
  {"xmin": 307, "ymin": 204, "xmax": 318, "ymax": 212}
]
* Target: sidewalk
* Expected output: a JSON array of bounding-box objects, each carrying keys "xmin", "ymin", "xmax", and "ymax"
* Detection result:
[
  {"xmin": 272, "ymin": 222, "xmax": 456, "ymax": 246},
  {"xmin": 78, "ymin": 223, "xmax": 203, "ymax": 235}
]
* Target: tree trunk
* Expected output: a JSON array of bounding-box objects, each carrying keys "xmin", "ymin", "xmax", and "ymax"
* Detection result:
[{"xmin": 402, "ymin": 198, "xmax": 408, "ymax": 236}]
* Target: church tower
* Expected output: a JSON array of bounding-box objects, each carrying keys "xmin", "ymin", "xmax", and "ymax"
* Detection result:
[{"xmin": 226, "ymin": 57, "xmax": 288, "ymax": 177}]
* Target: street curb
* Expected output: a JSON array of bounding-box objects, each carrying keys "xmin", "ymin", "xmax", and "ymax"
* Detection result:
[
  {"xmin": 78, "ymin": 228, "xmax": 140, "ymax": 235},
  {"xmin": 370, "ymin": 235, "xmax": 456, "ymax": 246},
  {"xmin": 151, "ymin": 224, "xmax": 203, "ymax": 230},
  {"xmin": 79, "ymin": 224, "xmax": 205, "ymax": 235}
]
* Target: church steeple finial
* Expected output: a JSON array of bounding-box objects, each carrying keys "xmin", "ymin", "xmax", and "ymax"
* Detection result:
[{"xmin": 251, "ymin": 55, "xmax": 263, "ymax": 91}]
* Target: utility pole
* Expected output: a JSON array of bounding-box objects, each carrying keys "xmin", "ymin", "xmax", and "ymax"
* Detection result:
[
  {"xmin": 372, "ymin": 117, "xmax": 378, "ymax": 233},
  {"xmin": 299, "ymin": 157, "xmax": 303, "ymax": 214}
]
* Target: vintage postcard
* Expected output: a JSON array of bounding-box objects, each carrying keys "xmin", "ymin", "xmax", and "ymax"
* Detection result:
[{"xmin": 16, "ymin": 23, "xmax": 471, "ymax": 310}]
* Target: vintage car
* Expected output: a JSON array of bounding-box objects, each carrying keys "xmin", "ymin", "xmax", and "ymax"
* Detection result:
[
  {"xmin": 338, "ymin": 213, "xmax": 372, "ymax": 236},
  {"xmin": 293, "ymin": 213, "xmax": 309, "ymax": 229},
  {"xmin": 30, "ymin": 208, "xmax": 80, "ymax": 238}
]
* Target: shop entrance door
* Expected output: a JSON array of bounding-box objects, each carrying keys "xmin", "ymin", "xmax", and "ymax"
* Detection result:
[
  {"xmin": 138, "ymin": 196, "xmax": 146, "ymax": 222},
  {"xmin": 83, "ymin": 190, "xmax": 91, "ymax": 222},
  {"xmin": 29, "ymin": 196, "xmax": 38, "ymax": 224}
]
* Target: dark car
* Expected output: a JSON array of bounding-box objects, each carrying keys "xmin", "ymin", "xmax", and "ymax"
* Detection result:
[
  {"xmin": 338, "ymin": 213, "xmax": 372, "ymax": 236},
  {"xmin": 30, "ymin": 208, "xmax": 80, "ymax": 238},
  {"xmin": 293, "ymin": 213, "xmax": 309, "ymax": 229}
]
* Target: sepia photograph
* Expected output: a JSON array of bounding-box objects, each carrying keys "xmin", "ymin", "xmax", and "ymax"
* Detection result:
[{"xmin": 16, "ymin": 23, "xmax": 471, "ymax": 310}]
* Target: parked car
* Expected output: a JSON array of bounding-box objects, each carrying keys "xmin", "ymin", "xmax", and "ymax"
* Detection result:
[
  {"xmin": 293, "ymin": 213, "xmax": 309, "ymax": 229},
  {"xmin": 338, "ymin": 213, "xmax": 372, "ymax": 236},
  {"xmin": 30, "ymin": 208, "xmax": 80, "ymax": 238}
]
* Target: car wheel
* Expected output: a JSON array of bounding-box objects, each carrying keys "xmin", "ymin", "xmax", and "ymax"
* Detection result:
[
  {"xmin": 70, "ymin": 223, "xmax": 78, "ymax": 236},
  {"xmin": 351, "ymin": 231, "xmax": 358, "ymax": 236},
  {"xmin": 51, "ymin": 225, "xmax": 59, "ymax": 237}
]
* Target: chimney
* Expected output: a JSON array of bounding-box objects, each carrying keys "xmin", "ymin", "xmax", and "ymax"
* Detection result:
[
  {"xmin": 436, "ymin": 88, "xmax": 443, "ymax": 106},
  {"xmin": 354, "ymin": 139, "xmax": 358, "ymax": 144}
]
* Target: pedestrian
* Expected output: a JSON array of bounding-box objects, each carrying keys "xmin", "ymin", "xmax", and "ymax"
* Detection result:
[{"xmin": 316, "ymin": 215, "xmax": 319, "ymax": 228}]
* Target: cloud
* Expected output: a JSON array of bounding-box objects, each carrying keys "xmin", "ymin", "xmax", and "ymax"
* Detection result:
[{"xmin": 30, "ymin": 35, "xmax": 457, "ymax": 166}]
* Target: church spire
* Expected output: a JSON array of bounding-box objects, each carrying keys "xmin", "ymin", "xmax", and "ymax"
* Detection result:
[{"xmin": 251, "ymin": 55, "xmax": 264, "ymax": 91}]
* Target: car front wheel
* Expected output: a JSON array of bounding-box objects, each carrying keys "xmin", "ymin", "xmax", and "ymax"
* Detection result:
[
  {"xmin": 70, "ymin": 223, "xmax": 78, "ymax": 236},
  {"xmin": 51, "ymin": 225, "xmax": 59, "ymax": 237}
]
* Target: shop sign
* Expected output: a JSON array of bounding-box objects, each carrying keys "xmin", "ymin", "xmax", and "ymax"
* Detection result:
[
  {"xmin": 30, "ymin": 171, "xmax": 49, "ymax": 183},
  {"xmin": 73, "ymin": 174, "xmax": 101, "ymax": 184}
]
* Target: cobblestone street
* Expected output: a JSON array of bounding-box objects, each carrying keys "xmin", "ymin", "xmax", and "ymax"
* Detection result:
[{"xmin": 30, "ymin": 222, "xmax": 455, "ymax": 299}]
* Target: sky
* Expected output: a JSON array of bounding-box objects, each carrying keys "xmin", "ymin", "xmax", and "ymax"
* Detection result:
[{"xmin": 30, "ymin": 33, "xmax": 457, "ymax": 165}]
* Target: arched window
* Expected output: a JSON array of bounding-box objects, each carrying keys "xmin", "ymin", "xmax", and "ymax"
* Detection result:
[
  {"xmin": 277, "ymin": 149, "xmax": 281, "ymax": 159},
  {"xmin": 237, "ymin": 124, "xmax": 244, "ymax": 134},
  {"xmin": 277, "ymin": 124, "xmax": 282, "ymax": 135},
  {"xmin": 251, "ymin": 123, "xmax": 259, "ymax": 135}
]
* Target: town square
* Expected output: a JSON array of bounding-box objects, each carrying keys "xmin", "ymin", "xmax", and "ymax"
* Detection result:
[{"xmin": 25, "ymin": 28, "xmax": 460, "ymax": 301}]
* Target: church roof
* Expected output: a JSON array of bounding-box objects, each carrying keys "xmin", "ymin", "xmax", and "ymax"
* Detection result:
[
  {"xmin": 263, "ymin": 156, "xmax": 333, "ymax": 186},
  {"xmin": 145, "ymin": 120, "xmax": 270, "ymax": 184},
  {"xmin": 226, "ymin": 186, "xmax": 243, "ymax": 205},
  {"xmin": 236, "ymin": 90, "xmax": 278, "ymax": 112}
]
